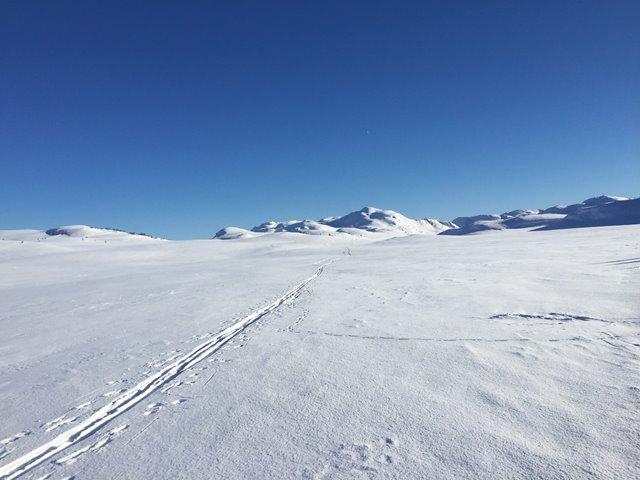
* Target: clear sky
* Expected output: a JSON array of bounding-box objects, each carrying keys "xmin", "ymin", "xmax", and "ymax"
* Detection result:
[{"xmin": 1, "ymin": 1, "xmax": 638, "ymax": 239}]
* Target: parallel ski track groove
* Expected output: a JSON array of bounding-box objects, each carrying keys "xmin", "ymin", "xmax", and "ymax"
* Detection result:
[{"xmin": 0, "ymin": 263, "xmax": 329, "ymax": 480}]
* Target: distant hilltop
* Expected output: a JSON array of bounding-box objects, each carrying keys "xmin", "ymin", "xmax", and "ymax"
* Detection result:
[
  {"xmin": 0, "ymin": 225, "xmax": 162, "ymax": 242},
  {"xmin": 214, "ymin": 195, "xmax": 639, "ymax": 239},
  {"xmin": 45, "ymin": 225, "xmax": 160, "ymax": 239},
  {"xmin": 215, "ymin": 207, "xmax": 453, "ymax": 240},
  {"xmin": 2, "ymin": 195, "xmax": 637, "ymax": 243}
]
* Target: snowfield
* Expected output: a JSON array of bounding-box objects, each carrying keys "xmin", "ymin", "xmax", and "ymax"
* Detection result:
[{"xmin": 0, "ymin": 225, "xmax": 639, "ymax": 479}]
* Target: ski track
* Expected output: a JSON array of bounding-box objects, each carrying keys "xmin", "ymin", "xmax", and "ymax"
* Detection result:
[{"xmin": 0, "ymin": 262, "xmax": 331, "ymax": 480}]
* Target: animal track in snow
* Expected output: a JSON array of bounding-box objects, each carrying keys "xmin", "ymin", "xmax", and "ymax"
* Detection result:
[
  {"xmin": 0, "ymin": 431, "xmax": 30, "ymax": 446},
  {"xmin": 53, "ymin": 424, "xmax": 128, "ymax": 467},
  {"xmin": 143, "ymin": 403, "xmax": 163, "ymax": 416},
  {"xmin": 0, "ymin": 431, "xmax": 31, "ymax": 461},
  {"xmin": 102, "ymin": 388, "xmax": 127, "ymax": 398},
  {"xmin": 315, "ymin": 436, "xmax": 398, "ymax": 479},
  {"xmin": 53, "ymin": 437, "xmax": 111, "ymax": 465},
  {"xmin": 348, "ymin": 317, "xmax": 369, "ymax": 330},
  {"xmin": 277, "ymin": 308, "xmax": 310, "ymax": 333},
  {"xmin": 160, "ymin": 379, "xmax": 183, "ymax": 394},
  {"xmin": 490, "ymin": 312, "xmax": 608, "ymax": 323},
  {"xmin": 109, "ymin": 425, "xmax": 129, "ymax": 435},
  {"xmin": 42, "ymin": 416, "xmax": 78, "ymax": 433},
  {"xmin": 32, "ymin": 473, "xmax": 52, "ymax": 480}
]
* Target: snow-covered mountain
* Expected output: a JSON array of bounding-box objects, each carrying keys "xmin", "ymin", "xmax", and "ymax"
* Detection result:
[
  {"xmin": 443, "ymin": 195, "xmax": 638, "ymax": 235},
  {"xmin": 214, "ymin": 195, "xmax": 638, "ymax": 239},
  {"xmin": 3, "ymin": 195, "xmax": 637, "ymax": 243},
  {"xmin": 539, "ymin": 196, "xmax": 640, "ymax": 230},
  {"xmin": 45, "ymin": 225, "xmax": 161, "ymax": 239},
  {"xmin": 214, "ymin": 207, "xmax": 454, "ymax": 239},
  {"xmin": 0, "ymin": 225, "xmax": 162, "ymax": 242}
]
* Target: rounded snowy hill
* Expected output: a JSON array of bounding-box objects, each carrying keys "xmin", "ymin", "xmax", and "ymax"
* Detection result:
[
  {"xmin": 46, "ymin": 225, "xmax": 160, "ymax": 240},
  {"xmin": 324, "ymin": 207, "xmax": 452, "ymax": 235},
  {"xmin": 444, "ymin": 195, "xmax": 638, "ymax": 235},
  {"xmin": 214, "ymin": 207, "xmax": 453, "ymax": 239},
  {"xmin": 213, "ymin": 227, "xmax": 256, "ymax": 240},
  {"xmin": 212, "ymin": 194, "xmax": 639, "ymax": 240},
  {"xmin": 1, "ymin": 225, "xmax": 162, "ymax": 243}
]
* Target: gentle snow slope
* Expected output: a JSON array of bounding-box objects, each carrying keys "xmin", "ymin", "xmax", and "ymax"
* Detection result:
[{"xmin": 0, "ymin": 226, "xmax": 638, "ymax": 479}]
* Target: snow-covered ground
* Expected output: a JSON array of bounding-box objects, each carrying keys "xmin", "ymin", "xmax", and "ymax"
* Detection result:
[{"xmin": 0, "ymin": 225, "xmax": 638, "ymax": 479}]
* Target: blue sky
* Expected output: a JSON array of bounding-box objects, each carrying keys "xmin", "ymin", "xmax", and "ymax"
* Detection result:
[{"xmin": 1, "ymin": 1, "xmax": 638, "ymax": 239}]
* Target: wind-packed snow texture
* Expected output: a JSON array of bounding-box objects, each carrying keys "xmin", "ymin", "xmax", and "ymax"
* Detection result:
[{"xmin": 0, "ymin": 219, "xmax": 639, "ymax": 478}]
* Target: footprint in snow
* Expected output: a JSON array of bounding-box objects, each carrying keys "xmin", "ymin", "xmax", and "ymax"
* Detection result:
[
  {"xmin": 0, "ymin": 430, "xmax": 31, "ymax": 445},
  {"xmin": 110, "ymin": 424, "xmax": 129, "ymax": 435},
  {"xmin": 314, "ymin": 436, "xmax": 398, "ymax": 478},
  {"xmin": 43, "ymin": 415, "xmax": 78, "ymax": 432},
  {"xmin": 161, "ymin": 379, "xmax": 183, "ymax": 394},
  {"xmin": 490, "ymin": 312, "xmax": 607, "ymax": 323},
  {"xmin": 54, "ymin": 436, "xmax": 112, "ymax": 465},
  {"xmin": 0, "ymin": 430, "xmax": 31, "ymax": 460},
  {"xmin": 33, "ymin": 473, "xmax": 52, "ymax": 480},
  {"xmin": 143, "ymin": 403, "xmax": 163, "ymax": 416},
  {"xmin": 102, "ymin": 388, "xmax": 127, "ymax": 397},
  {"xmin": 52, "ymin": 424, "xmax": 129, "ymax": 468}
]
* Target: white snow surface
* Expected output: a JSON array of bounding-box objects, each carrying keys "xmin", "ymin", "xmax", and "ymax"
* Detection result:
[{"xmin": 0, "ymin": 225, "xmax": 639, "ymax": 479}]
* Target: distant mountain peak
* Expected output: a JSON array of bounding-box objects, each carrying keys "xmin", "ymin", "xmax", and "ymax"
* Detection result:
[
  {"xmin": 582, "ymin": 195, "xmax": 629, "ymax": 206},
  {"xmin": 214, "ymin": 206, "xmax": 452, "ymax": 239},
  {"xmin": 444, "ymin": 195, "xmax": 638, "ymax": 235},
  {"xmin": 46, "ymin": 225, "xmax": 160, "ymax": 239},
  {"xmin": 214, "ymin": 195, "xmax": 638, "ymax": 240}
]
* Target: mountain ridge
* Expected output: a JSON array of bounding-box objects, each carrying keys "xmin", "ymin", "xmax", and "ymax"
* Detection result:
[
  {"xmin": 2, "ymin": 195, "xmax": 636, "ymax": 242},
  {"xmin": 215, "ymin": 195, "xmax": 638, "ymax": 239}
]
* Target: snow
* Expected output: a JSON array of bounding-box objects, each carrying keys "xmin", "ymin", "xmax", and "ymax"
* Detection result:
[
  {"xmin": 581, "ymin": 195, "xmax": 629, "ymax": 206},
  {"xmin": 44, "ymin": 225, "xmax": 160, "ymax": 240},
  {"xmin": 541, "ymin": 197, "xmax": 640, "ymax": 230},
  {"xmin": 213, "ymin": 196, "xmax": 638, "ymax": 240},
  {"xmin": 0, "ymin": 223, "xmax": 638, "ymax": 479},
  {"xmin": 213, "ymin": 227, "xmax": 257, "ymax": 240},
  {"xmin": 445, "ymin": 195, "xmax": 638, "ymax": 235},
  {"xmin": 322, "ymin": 206, "xmax": 448, "ymax": 234},
  {"xmin": 214, "ymin": 207, "xmax": 453, "ymax": 239}
]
